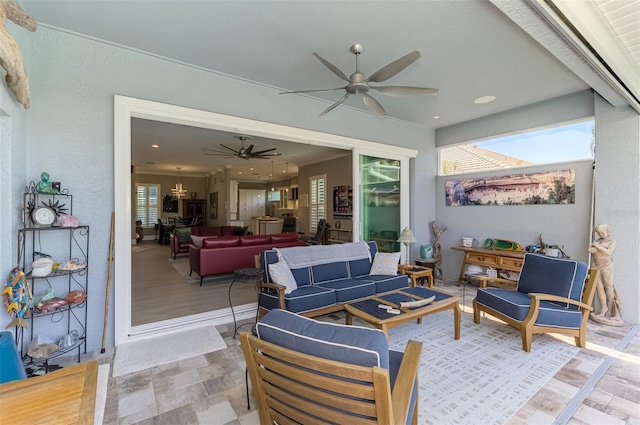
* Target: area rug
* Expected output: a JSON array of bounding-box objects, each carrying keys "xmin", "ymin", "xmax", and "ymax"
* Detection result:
[
  {"xmin": 112, "ymin": 325, "xmax": 227, "ymax": 377},
  {"xmin": 387, "ymin": 312, "xmax": 579, "ymax": 425}
]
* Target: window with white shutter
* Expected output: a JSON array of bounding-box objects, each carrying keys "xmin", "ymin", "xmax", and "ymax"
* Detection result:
[
  {"xmin": 309, "ymin": 175, "xmax": 326, "ymax": 232},
  {"xmin": 136, "ymin": 184, "xmax": 160, "ymax": 226}
]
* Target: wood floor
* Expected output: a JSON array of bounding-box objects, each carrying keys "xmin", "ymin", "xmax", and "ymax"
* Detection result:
[{"xmin": 131, "ymin": 242, "xmax": 259, "ymax": 326}]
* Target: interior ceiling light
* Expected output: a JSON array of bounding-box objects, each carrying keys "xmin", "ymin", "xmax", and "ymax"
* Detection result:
[
  {"xmin": 474, "ymin": 95, "xmax": 496, "ymax": 104},
  {"xmin": 270, "ymin": 161, "xmax": 275, "ymax": 192},
  {"xmin": 151, "ymin": 144, "xmax": 159, "ymax": 148},
  {"xmin": 171, "ymin": 166, "xmax": 187, "ymax": 198}
]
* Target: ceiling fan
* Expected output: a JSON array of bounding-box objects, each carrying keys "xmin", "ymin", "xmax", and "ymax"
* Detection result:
[
  {"xmin": 203, "ymin": 136, "xmax": 281, "ymax": 160},
  {"xmin": 280, "ymin": 44, "xmax": 438, "ymax": 116}
]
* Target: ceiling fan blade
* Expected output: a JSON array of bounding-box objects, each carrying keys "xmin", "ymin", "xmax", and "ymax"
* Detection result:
[
  {"xmin": 250, "ymin": 147, "xmax": 277, "ymax": 155},
  {"xmin": 205, "ymin": 153, "xmax": 236, "ymax": 158},
  {"xmin": 367, "ymin": 50, "xmax": 421, "ymax": 83},
  {"xmin": 219, "ymin": 144, "xmax": 239, "ymax": 154},
  {"xmin": 313, "ymin": 53, "xmax": 350, "ymax": 82},
  {"xmin": 244, "ymin": 144, "xmax": 254, "ymax": 155},
  {"xmin": 371, "ymin": 86, "xmax": 439, "ymax": 96},
  {"xmin": 280, "ymin": 87, "xmax": 345, "ymax": 95},
  {"xmin": 320, "ymin": 92, "xmax": 350, "ymax": 116},
  {"xmin": 202, "ymin": 148, "xmax": 229, "ymax": 154},
  {"xmin": 256, "ymin": 153, "xmax": 282, "ymax": 158},
  {"xmin": 362, "ymin": 93, "xmax": 386, "ymax": 116}
]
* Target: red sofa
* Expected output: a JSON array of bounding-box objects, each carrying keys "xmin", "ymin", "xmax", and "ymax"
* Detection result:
[
  {"xmin": 191, "ymin": 226, "xmax": 239, "ymax": 237},
  {"xmin": 189, "ymin": 232, "xmax": 304, "ymax": 285}
]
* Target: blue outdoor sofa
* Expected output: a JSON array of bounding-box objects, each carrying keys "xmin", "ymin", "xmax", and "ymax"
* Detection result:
[{"xmin": 258, "ymin": 241, "xmax": 410, "ymax": 317}]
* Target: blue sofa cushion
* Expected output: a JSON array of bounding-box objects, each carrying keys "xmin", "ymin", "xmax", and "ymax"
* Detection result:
[
  {"xmin": 317, "ymin": 278, "xmax": 375, "ymax": 303},
  {"xmin": 476, "ymin": 288, "xmax": 584, "ymax": 328},
  {"xmin": 356, "ymin": 274, "xmax": 409, "ymax": 293},
  {"xmin": 260, "ymin": 285, "xmax": 337, "ymax": 314},
  {"xmin": 311, "ymin": 261, "xmax": 350, "ymax": 284},
  {"xmin": 256, "ymin": 309, "xmax": 389, "ymax": 368},
  {"xmin": 349, "ymin": 257, "xmax": 373, "ymax": 277},
  {"xmin": 516, "ymin": 254, "xmax": 587, "ymax": 309}
]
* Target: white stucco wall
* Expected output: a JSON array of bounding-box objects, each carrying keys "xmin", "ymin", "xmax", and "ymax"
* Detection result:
[{"xmin": 593, "ymin": 95, "xmax": 640, "ymax": 323}]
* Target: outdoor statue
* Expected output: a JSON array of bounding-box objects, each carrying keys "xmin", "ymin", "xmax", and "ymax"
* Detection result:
[
  {"xmin": 430, "ymin": 220, "xmax": 448, "ymax": 279},
  {"xmin": 589, "ymin": 223, "xmax": 623, "ymax": 326},
  {"xmin": 37, "ymin": 172, "xmax": 58, "ymax": 194},
  {"xmin": 0, "ymin": 0, "xmax": 38, "ymax": 109}
]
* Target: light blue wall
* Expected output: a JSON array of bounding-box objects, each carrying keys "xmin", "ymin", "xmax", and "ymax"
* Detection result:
[
  {"xmin": 3, "ymin": 24, "xmax": 638, "ymax": 352},
  {"xmin": 6, "ymin": 27, "xmax": 432, "ymax": 350}
]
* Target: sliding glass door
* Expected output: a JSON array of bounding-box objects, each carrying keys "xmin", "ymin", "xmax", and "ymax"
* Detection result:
[{"xmin": 359, "ymin": 155, "xmax": 402, "ymax": 253}]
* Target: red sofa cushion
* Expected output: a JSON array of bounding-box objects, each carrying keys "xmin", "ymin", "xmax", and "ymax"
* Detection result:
[
  {"xmin": 195, "ymin": 226, "xmax": 222, "ymax": 237},
  {"xmin": 202, "ymin": 236, "xmax": 240, "ymax": 249},
  {"xmin": 240, "ymin": 235, "xmax": 271, "ymax": 246},
  {"xmin": 221, "ymin": 226, "xmax": 236, "ymax": 236},
  {"xmin": 270, "ymin": 233, "xmax": 299, "ymax": 244}
]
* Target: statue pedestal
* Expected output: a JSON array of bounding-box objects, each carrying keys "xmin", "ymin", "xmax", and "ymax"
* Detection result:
[{"xmin": 589, "ymin": 313, "xmax": 623, "ymax": 327}]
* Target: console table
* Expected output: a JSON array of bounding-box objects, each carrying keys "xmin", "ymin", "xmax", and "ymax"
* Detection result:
[{"xmin": 450, "ymin": 246, "xmax": 525, "ymax": 283}]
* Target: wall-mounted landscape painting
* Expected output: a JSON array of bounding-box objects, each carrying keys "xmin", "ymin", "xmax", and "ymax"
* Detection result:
[{"xmin": 445, "ymin": 169, "xmax": 575, "ymax": 206}]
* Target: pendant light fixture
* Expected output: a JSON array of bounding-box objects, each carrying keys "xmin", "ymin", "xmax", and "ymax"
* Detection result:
[
  {"xmin": 171, "ymin": 166, "xmax": 187, "ymax": 198},
  {"xmin": 270, "ymin": 161, "xmax": 275, "ymax": 192},
  {"xmin": 285, "ymin": 162, "xmax": 289, "ymax": 193}
]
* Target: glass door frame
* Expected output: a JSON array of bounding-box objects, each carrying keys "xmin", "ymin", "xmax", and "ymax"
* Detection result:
[{"xmin": 352, "ymin": 148, "xmax": 412, "ymax": 260}]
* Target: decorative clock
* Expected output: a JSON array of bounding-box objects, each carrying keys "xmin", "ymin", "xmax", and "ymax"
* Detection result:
[{"xmin": 31, "ymin": 206, "xmax": 56, "ymax": 226}]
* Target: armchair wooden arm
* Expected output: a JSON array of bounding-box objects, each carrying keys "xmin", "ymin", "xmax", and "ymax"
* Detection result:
[
  {"xmin": 478, "ymin": 276, "xmax": 517, "ymax": 289},
  {"xmin": 258, "ymin": 281, "xmax": 286, "ymax": 310},
  {"xmin": 241, "ymin": 331, "xmax": 422, "ymax": 424},
  {"xmin": 392, "ymin": 340, "xmax": 423, "ymax": 425},
  {"xmin": 527, "ymin": 293, "xmax": 595, "ymax": 312}
]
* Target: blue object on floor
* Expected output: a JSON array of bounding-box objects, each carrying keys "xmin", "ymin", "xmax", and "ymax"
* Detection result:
[{"xmin": 0, "ymin": 331, "xmax": 27, "ymax": 384}]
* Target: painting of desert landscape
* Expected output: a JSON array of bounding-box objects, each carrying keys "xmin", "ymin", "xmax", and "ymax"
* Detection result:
[{"xmin": 445, "ymin": 169, "xmax": 575, "ymax": 206}]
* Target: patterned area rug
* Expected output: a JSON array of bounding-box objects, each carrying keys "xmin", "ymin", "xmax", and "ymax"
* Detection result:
[{"xmin": 387, "ymin": 312, "xmax": 579, "ymax": 425}]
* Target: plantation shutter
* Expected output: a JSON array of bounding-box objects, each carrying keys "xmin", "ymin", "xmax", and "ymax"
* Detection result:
[
  {"xmin": 136, "ymin": 184, "xmax": 160, "ymax": 226},
  {"xmin": 309, "ymin": 175, "xmax": 326, "ymax": 231}
]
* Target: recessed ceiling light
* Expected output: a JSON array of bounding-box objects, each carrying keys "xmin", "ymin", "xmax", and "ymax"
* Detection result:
[
  {"xmin": 433, "ymin": 116, "xmax": 440, "ymax": 119},
  {"xmin": 474, "ymin": 95, "xmax": 496, "ymax": 104},
  {"xmin": 238, "ymin": 171, "xmax": 243, "ymax": 175},
  {"xmin": 151, "ymin": 144, "xmax": 159, "ymax": 148},
  {"xmin": 250, "ymin": 168, "xmax": 254, "ymax": 171}
]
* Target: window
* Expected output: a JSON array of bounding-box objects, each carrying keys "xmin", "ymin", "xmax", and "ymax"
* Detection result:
[
  {"xmin": 309, "ymin": 175, "xmax": 326, "ymax": 231},
  {"xmin": 439, "ymin": 120, "xmax": 594, "ymax": 175},
  {"xmin": 136, "ymin": 184, "xmax": 160, "ymax": 226}
]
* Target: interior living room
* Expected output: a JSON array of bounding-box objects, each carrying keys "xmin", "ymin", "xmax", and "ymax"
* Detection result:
[{"xmin": 1, "ymin": 1, "xmax": 638, "ymax": 424}]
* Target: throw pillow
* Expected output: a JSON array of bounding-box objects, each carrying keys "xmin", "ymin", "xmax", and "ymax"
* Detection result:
[
  {"xmin": 175, "ymin": 228, "xmax": 192, "ymax": 242},
  {"xmin": 369, "ymin": 252, "xmax": 401, "ymax": 276},
  {"xmin": 233, "ymin": 226, "xmax": 249, "ymax": 236},
  {"xmin": 190, "ymin": 235, "xmax": 215, "ymax": 248},
  {"xmin": 268, "ymin": 259, "xmax": 297, "ymax": 294}
]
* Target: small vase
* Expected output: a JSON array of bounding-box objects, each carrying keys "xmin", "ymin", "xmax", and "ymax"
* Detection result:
[{"xmin": 420, "ymin": 244, "xmax": 433, "ymax": 259}]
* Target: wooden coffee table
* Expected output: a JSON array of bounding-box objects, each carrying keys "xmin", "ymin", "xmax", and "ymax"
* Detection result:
[{"xmin": 345, "ymin": 286, "xmax": 460, "ymax": 338}]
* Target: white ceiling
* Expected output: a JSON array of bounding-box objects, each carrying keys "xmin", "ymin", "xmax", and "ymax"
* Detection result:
[{"xmin": 20, "ymin": 0, "xmax": 636, "ymax": 181}]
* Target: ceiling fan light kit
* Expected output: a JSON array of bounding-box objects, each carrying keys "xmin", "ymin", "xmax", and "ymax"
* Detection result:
[{"xmin": 281, "ymin": 43, "xmax": 438, "ymax": 116}]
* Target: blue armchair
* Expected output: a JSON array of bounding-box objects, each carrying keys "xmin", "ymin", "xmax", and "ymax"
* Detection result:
[
  {"xmin": 240, "ymin": 309, "xmax": 422, "ymax": 424},
  {"xmin": 473, "ymin": 253, "xmax": 598, "ymax": 352}
]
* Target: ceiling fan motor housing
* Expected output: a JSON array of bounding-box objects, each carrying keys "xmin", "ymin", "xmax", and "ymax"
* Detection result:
[{"xmin": 347, "ymin": 72, "xmax": 369, "ymax": 94}]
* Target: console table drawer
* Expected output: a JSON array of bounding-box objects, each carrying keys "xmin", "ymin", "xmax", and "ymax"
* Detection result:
[
  {"xmin": 500, "ymin": 257, "xmax": 523, "ymax": 271},
  {"xmin": 466, "ymin": 253, "xmax": 498, "ymax": 267}
]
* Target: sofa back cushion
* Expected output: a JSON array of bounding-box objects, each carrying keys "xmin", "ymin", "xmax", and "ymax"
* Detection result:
[
  {"xmin": 202, "ymin": 236, "xmax": 240, "ymax": 249},
  {"xmin": 262, "ymin": 249, "xmax": 312, "ymax": 287},
  {"xmin": 517, "ymin": 253, "xmax": 588, "ymax": 308},
  {"xmin": 270, "ymin": 232, "xmax": 299, "ymax": 244},
  {"xmin": 256, "ymin": 309, "xmax": 389, "ymax": 369},
  {"xmin": 240, "ymin": 235, "xmax": 271, "ymax": 246},
  {"xmin": 311, "ymin": 262, "xmax": 350, "ymax": 283},
  {"xmin": 349, "ymin": 241, "xmax": 378, "ymax": 277},
  {"xmin": 194, "ymin": 226, "xmax": 221, "ymax": 237},
  {"xmin": 221, "ymin": 226, "xmax": 236, "ymax": 236}
]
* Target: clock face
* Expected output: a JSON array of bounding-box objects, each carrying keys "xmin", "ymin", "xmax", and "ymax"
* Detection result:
[{"xmin": 32, "ymin": 207, "xmax": 56, "ymax": 226}]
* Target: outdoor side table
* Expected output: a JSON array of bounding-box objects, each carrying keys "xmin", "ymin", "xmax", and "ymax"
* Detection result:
[{"xmin": 228, "ymin": 267, "xmax": 261, "ymax": 338}]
